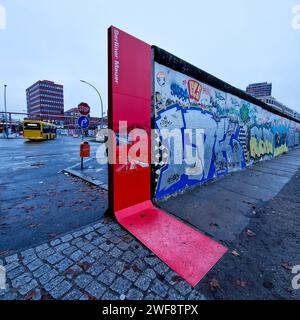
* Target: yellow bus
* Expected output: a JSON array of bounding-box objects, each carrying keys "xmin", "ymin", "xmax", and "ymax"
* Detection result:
[{"xmin": 23, "ymin": 120, "xmax": 57, "ymax": 141}]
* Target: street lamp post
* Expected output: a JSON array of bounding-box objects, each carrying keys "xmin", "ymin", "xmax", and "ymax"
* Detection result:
[
  {"xmin": 80, "ymin": 80, "xmax": 104, "ymax": 128},
  {"xmin": 4, "ymin": 85, "xmax": 8, "ymax": 139}
]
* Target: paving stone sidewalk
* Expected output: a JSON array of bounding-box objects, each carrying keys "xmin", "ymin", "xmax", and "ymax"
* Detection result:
[{"xmin": 0, "ymin": 218, "xmax": 206, "ymax": 300}]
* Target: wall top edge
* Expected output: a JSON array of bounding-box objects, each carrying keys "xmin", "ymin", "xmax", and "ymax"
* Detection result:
[{"xmin": 152, "ymin": 46, "xmax": 300, "ymax": 125}]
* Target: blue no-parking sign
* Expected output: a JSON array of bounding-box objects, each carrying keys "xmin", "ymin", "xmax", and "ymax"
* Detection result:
[{"xmin": 78, "ymin": 116, "xmax": 90, "ymax": 129}]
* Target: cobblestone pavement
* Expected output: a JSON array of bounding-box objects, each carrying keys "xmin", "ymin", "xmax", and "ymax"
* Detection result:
[{"xmin": 0, "ymin": 218, "xmax": 206, "ymax": 300}]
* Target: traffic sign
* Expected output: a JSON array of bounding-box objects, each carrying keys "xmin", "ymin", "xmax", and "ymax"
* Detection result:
[
  {"xmin": 78, "ymin": 102, "xmax": 90, "ymax": 116},
  {"xmin": 78, "ymin": 116, "xmax": 90, "ymax": 129}
]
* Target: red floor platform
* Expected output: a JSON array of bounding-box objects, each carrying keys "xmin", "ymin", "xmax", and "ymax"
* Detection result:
[{"xmin": 116, "ymin": 200, "xmax": 227, "ymax": 287}]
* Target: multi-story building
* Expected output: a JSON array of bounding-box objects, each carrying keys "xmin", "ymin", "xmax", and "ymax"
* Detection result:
[
  {"xmin": 246, "ymin": 82, "xmax": 272, "ymax": 98},
  {"xmin": 64, "ymin": 107, "xmax": 81, "ymax": 129},
  {"xmin": 294, "ymin": 111, "xmax": 300, "ymax": 121},
  {"xmin": 259, "ymin": 96, "xmax": 287, "ymax": 113},
  {"xmin": 26, "ymin": 80, "xmax": 64, "ymax": 120},
  {"xmin": 246, "ymin": 82, "xmax": 299, "ymax": 121}
]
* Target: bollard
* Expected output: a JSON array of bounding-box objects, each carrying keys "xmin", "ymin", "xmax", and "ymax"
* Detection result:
[{"xmin": 80, "ymin": 141, "xmax": 90, "ymax": 170}]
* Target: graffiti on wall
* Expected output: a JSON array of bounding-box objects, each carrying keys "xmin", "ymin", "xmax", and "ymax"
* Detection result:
[
  {"xmin": 249, "ymin": 125, "xmax": 274, "ymax": 160},
  {"xmin": 154, "ymin": 63, "xmax": 300, "ymax": 200}
]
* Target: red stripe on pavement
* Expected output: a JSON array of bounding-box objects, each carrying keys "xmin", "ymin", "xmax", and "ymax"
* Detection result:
[{"xmin": 116, "ymin": 201, "xmax": 227, "ymax": 287}]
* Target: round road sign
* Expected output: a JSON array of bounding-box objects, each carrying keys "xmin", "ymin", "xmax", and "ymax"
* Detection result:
[{"xmin": 78, "ymin": 116, "xmax": 90, "ymax": 129}]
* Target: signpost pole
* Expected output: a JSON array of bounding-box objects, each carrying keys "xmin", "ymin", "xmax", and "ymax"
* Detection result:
[
  {"xmin": 4, "ymin": 85, "xmax": 8, "ymax": 139},
  {"xmin": 77, "ymin": 103, "xmax": 91, "ymax": 171},
  {"xmin": 81, "ymin": 128, "xmax": 84, "ymax": 170}
]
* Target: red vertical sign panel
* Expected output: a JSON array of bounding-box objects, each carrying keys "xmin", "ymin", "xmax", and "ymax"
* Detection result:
[{"xmin": 108, "ymin": 26, "xmax": 152, "ymax": 213}]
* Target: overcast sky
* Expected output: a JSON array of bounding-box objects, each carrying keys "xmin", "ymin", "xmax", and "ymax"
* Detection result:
[{"xmin": 0, "ymin": 0, "xmax": 299, "ymax": 116}]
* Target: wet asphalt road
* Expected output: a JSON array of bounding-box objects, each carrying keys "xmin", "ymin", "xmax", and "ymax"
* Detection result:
[{"xmin": 0, "ymin": 136, "xmax": 108, "ymax": 255}]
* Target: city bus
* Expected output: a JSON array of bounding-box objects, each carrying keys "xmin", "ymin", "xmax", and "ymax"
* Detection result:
[{"xmin": 22, "ymin": 120, "xmax": 57, "ymax": 141}]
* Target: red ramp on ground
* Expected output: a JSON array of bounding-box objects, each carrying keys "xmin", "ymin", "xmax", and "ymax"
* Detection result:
[
  {"xmin": 116, "ymin": 201, "xmax": 227, "ymax": 287},
  {"xmin": 108, "ymin": 26, "xmax": 227, "ymax": 287}
]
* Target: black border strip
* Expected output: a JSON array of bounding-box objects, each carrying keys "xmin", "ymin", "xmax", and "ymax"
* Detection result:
[
  {"xmin": 151, "ymin": 48, "xmax": 157, "ymax": 201},
  {"xmin": 152, "ymin": 46, "xmax": 300, "ymax": 124}
]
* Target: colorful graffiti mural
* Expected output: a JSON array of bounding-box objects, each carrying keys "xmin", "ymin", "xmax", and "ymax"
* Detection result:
[{"xmin": 154, "ymin": 62, "xmax": 300, "ymax": 200}]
